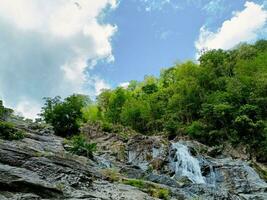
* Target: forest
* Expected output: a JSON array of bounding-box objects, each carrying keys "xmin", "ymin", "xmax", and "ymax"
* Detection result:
[{"xmin": 38, "ymin": 40, "xmax": 267, "ymax": 163}]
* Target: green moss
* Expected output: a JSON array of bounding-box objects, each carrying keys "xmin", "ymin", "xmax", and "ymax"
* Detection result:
[
  {"xmin": 252, "ymin": 162, "xmax": 267, "ymax": 181},
  {"xmin": 55, "ymin": 183, "xmax": 65, "ymax": 191},
  {"xmin": 123, "ymin": 179, "xmax": 145, "ymax": 188},
  {"xmin": 34, "ymin": 151, "xmax": 53, "ymax": 157},
  {"xmin": 123, "ymin": 178, "xmax": 170, "ymax": 200},
  {"xmin": 148, "ymin": 188, "xmax": 170, "ymax": 200}
]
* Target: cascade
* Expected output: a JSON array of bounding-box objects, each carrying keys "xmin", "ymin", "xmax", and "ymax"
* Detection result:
[{"xmin": 170, "ymin": 142, "xmax": 205, "ymax": 184}]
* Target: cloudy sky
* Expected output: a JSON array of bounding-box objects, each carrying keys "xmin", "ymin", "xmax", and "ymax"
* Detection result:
[{"xmin": 0, "ymin": 0, "xmax": 267, "ymax": 119}]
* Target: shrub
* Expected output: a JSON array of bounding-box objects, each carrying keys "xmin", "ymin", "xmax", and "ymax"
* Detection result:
[
  {"xmin": 82, "ymin": 104, "xmax": 101, "ymax": 122},
  {"xmin": 0, "ymin": 121, "xmax": 24, "ymax": 140},
  {"xmin": 41, "ymin": 94, "xmax": 90, "ymax": 137},
  {"xmin": 0, "ymin": 100, "xmax": 13, "ymax": 121},
  {"xmin": 120, "ymin": 99, "xmax": 151, "ymax": 133},
  {"xmin": 68, "ymin": 135, "xmax": 96, "ymax": 158},
  {"xmin": 123, "ymin": 179, "xmax": 145, "ymax": 189},
  {"xmin": 148, "ymin": 188, "xmax": 170, "ymax": 200},
  {"xmin": 100, "ymin": 168, "xmax": 121, "ymax": 182},
  {"xmin": 187, "ymin": 121, "xmax": 205, "ymax": 139},
  {"xmin": 101, "ymin": 121, "xmax": 113, "ymax": 132},
  {"xmin": 123, "ymin": 178, "xmax": 170, "ymax": 200},
  {"xmin": 157, "ymin": 188, "xmax": 170, "ymax": 200}
]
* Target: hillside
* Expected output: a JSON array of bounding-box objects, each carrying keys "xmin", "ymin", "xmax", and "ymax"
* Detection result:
[
  {"xmin": 0, "ymin": 116, "xmax": 267, "ymax": 199},
  {"xmin": 1, "ymin": 40, "xmax": 267, "ymax": 199}
]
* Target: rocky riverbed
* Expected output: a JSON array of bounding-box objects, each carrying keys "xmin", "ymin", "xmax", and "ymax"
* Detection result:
[{"xmin": 0, "ymin": 121, "xmax": 267, "ymax": 199}]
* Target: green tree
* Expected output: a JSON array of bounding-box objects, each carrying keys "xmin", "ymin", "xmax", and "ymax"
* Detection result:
[
  {"xmin": 105, "ymin": 88, "xmax": 128, "ymax": 123},
  {"xmin": 93, "ymin": 40, "xmax": 267, "ymax": 162},
  {"xmin": 41, "ymin": 94, "xmax": 90, "ymax": 137},
  {"xmin": 120, "ymin": 98, "xmax": 151, "ymax": 133},
  {"xmin": 0, "ymin": 100, "xmax": 13, "ymax": 121}
]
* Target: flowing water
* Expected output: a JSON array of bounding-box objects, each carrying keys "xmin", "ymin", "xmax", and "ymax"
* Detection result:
[{"xmin": 170, "ymin": 142, "xmax": 206, "ymax": 184}]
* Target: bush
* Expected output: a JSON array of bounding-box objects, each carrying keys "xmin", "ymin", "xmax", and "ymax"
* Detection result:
[
  {"xmin": 100, "ymin": 168, "xmax": 121, "ymax": 182},
  {"xmin": 123, "ymin": 179, "xmax": 170, "ymax": 200},
  {"xmin": 41, "ymin": 94, "xmax": 90, "ymax": 137},
  {"xmin": 82, "ymin": 104, "xmax": 101, "ymax": 122},
  {"xmin": 120, "ymin": 99, "xmax": 151, "ymax": 133},
  {"xmin": 0, "ymin": 121, "xmax": 24, "ymax": 140},
  {"xmin": 157, "ymin": 189, "xmax": 170, "ymax": 200},
  {"xmin": 0, "ymin": 100, "xmax": 13, "ymax": 121},
  {"xmin": 101, "ymin": 121, "xmax": 113, "ymax": 132},
  {"xmin": 68, "ymin": 135, "xmax": 96, "ymax": 158},
  {"xmin": 123, "ymin": 179, "xmax": 145, "ymax": 188},
  {"xmin": 187, "ymin": 121, "xmax": 205, "ymax": 138},
  {"xmin": 148, "ymin": 188, "xmax": 170, "ymax": 200}
]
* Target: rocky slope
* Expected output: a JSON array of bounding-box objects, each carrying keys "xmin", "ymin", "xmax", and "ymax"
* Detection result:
[{"xmin": 0, "ymin": 121, "xmax": 267, "ymax": 200}]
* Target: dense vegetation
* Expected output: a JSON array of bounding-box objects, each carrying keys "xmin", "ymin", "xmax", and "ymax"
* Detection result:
[
  {"xmin": 0, "ymin": 100, "xmax": 24, "ymax": 140},
  {"xmin": 67, "ymin": 135, "xmax": 97, "ymax": 158},
  {"xmin": 40, "ymin": 94, "xmax": 90, "ymax": 137},
  {"xmin": 41, "ymin": 40, "xmax": 267, "ymax": 162},
  {"xmin": 0, "ymin": 100, "xmax": 12, "ymax": 121}
]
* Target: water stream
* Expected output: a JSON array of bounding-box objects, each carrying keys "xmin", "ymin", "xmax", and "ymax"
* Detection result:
[{"xmin": 170, "ymin": 142, "xmax": 206, "ymax": 184}]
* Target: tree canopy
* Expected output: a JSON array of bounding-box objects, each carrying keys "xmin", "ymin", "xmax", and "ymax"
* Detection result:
[
  {"xmin": 40, "ymin": 40, "xmax": 267, "ymax": 162},
  {"xmin": 88, "ymin": 40, "xmax": 267, "ymax": 161},
  {"xmin": 40, "ymin": 94, "xmax": 90, "ymax": 136}
]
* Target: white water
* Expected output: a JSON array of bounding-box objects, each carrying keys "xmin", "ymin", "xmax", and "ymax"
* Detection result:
[{"xmin": 170, "ymin": 142, "xmax": 205, "ymax": 184}]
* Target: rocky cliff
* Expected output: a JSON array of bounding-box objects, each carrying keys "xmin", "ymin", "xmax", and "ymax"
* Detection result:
[{"xmin": 0, "ymin": 121, "xmax": 266, "ymax": 200}]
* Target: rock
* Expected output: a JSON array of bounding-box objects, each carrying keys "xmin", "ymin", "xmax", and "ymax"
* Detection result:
[
  {"xmin": 175, "ymin": 176, "xmax": 193, "ymax": 187},
  {"xmin": 144, "ymin": 173, "xmax": 181, "ymax": 188},
  {"xmin": 120, "ymin": 166, "xmax": 146, "ymax": 179},
  {"xmin": 0, "ymin": 163, "xmax": 63, "ymax": 198},
  {"xmin": 127, "ymin": 135, "xmax": 169, "ymax": 171},
  {"xmin": 211, "ymin": 158, "xmax": 267, "ymax": 196},
  {"xmin": 0, "ymin": 120, "xmax": 267, "ymax": 200},
  {"xmin": 87, "ymin": 180, "xmax": 159, "ymax": 200}
]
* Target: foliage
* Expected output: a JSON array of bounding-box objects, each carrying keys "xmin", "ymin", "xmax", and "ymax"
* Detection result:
[
  {"xmin": 123, "ymin": 179, "xmax": 145, "ymax": 188},
  {"xmin": 0, "ymin": 100, "xmax": 23, "ymax": 140},
  {"xmin": 92, "ymin": 40, "xmax": 267, "ymax": 162},
  {"xmin": 40, "ymin": 94, "xmax": 90, "ymax": 136},
  {"xmin": 105, "ymin": 88, "xmax": 129, "ymax": 123},
  {"xmin": 100, "ymin": 168, "xmax": 121, "ymax": 182},
  {"xmin": 0, "ymin": 121, "xmax": 24, "ymax": 140},
  {"xmin": 0, "ymin": 100, "xmax": 13, "ymax": 121},
  {"xmin": 148, "ymin": 188, "xmax": 170, "ymax": 200},
  {"xmin": 120, "ymin": 98, "xmax": 151, "ymax": 132},
  {"xmin": 82, "ymin": 104, "xmax": 101, "ymax": 122},
  {"xmin": 68, "ymin": 135, "xmax": 97, "ymax": 158},
  {"xmin": 123, "ymin": 179, "xmax": 170, "ymax": 200}
]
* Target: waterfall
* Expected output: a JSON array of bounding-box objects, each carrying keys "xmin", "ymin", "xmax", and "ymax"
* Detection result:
[{"xmin": 170, "ymin": 142, "xmax": 205, "ymax": 184}]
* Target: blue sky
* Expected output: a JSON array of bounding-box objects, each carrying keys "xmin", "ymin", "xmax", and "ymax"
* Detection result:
[
  {"xmin": 93, "ymin": 0, "xmax": 244, "ymax": 85},
  {"xmin": 0, "ymin": 0, "xmax": 267, "ymax": 118}
]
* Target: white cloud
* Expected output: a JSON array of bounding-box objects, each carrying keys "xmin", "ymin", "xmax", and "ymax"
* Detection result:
[
  {"xmin": 195, "ymin": 1, "xmax": 267, "ymax": 55},
  {"xmin": 119, "ymin": 82, "xmax": 130, "ymax": 89},
  {"xmin": 15, "ymin": 99, "xmax": 41, "ymax": 120},
  {"xmin": 0, "ymin": 0, "xmax": 118, "ymax": 119},
  {"xmin": 92, "ymin": 77, "xmax": 111, "ymax": 95},
  {"xmin": 139, "ymin": 0, "xmax": 171, "ymax": 12},
  {"xmin": 202, "ymin": 0, "xmax": 226, "ymax": 15}
]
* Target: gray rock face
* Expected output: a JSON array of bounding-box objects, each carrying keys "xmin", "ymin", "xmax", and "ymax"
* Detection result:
[
  {"xmin": 0, "ymin": 122, "xmax": 266, "ymax": 200},
  {"xmin": 0, "ymin": 123, "xmax": 162, "ymax": 200},
  {"xmin": 0, "ymin": 163, "xmax": 63, "ymax": 198},
  {"xmin": 124, "ymin": 138, "xmax": 267, "ymax": 200},
  {"xmin": 127, "ymin": 135, "xmax": 168, "ymax": 171}
]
